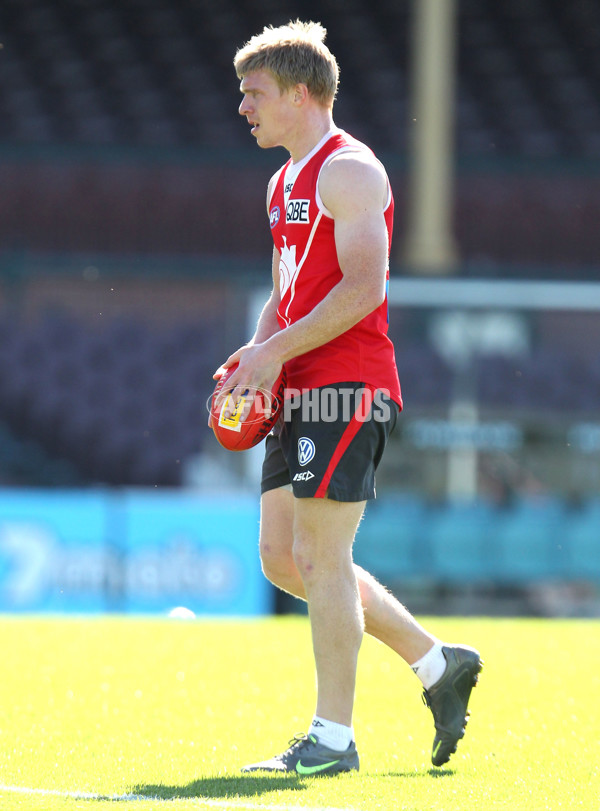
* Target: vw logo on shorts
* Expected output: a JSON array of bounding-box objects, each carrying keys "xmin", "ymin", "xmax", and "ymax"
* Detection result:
[{"xmin": 298, "ymin": 437, "xmax": 316, "ymax": 467}]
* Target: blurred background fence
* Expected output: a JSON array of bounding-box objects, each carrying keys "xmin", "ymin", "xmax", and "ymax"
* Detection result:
[{"xmin": 0, "ymin": 0, "xmax": 599, "ymax": 616}]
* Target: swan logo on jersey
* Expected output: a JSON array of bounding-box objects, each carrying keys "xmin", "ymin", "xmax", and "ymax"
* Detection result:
[
  {"xmin": 286, "ymin": 199, "xmax": 310, "ymax": 224},
  {"xmin": 270, "ymin": 206, "xmax": 280, "ymax": 228},
  {"xmin": 279, "ymin": 236, "xmax": 299, "ymax": 299},
  {"xmin": 298, "ymin": 437, "xmax": 316, "ymax": 466}
]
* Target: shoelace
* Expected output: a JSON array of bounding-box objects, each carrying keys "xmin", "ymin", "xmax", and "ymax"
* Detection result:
[{"xmin": 286, "ymin": 733, "xmax": 316, "ymax": 752}]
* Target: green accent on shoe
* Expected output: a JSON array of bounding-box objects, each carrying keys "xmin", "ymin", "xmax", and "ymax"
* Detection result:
[
  {"xmin": 296, "ymin": 759, "xmax": 342, "ymax": 775},
  {"xmin": 241, "ymin": 733, "xmax": 359, "ymax": 775}
]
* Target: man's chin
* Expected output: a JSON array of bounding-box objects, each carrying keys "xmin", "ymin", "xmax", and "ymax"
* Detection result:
[{"xmin": 254, "ymin": 138, "xmax": 273, "ymax": 150}]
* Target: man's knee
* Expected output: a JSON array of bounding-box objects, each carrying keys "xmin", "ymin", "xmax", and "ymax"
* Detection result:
[
  {"xmin": 291, "ymin": 528, "xmax": 341, "ymax": 586},
  {"xmin": 259, "ymin": 537, "xmax": 297, "ymax": 587},
  {"xmin": 292, "ymin": 498, "xmax": 363, "ymax": 580},
  {"xmin": 291, "ymin": 533, "xmax": 315, "ymax": 582}
]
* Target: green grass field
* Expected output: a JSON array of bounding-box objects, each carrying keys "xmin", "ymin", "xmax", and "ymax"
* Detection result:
[{"xmin": 0, "ymin": 615, "xmax": 598, "ymax": 810}]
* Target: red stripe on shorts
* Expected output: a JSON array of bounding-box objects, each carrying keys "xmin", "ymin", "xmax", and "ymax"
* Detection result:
[{"xmin": 314, "ymin": 383, "xmax": 376, "ymax": 499}]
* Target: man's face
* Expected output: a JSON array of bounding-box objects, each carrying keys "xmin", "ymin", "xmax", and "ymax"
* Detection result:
[{"xmin": 238, "ymin": 69, "xmax": 297, "ymax": 149}]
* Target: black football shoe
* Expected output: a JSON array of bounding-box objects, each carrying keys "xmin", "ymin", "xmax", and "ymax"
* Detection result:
[
  {"xmin": 422, "ymin": 645, "xmax": 483, "ymax": 767},
  {"xmin": 241, "ymin": 733, "xmax": 359, "ymax": 776}
]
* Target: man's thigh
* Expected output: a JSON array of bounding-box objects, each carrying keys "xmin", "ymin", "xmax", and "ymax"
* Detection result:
[
  {"xmin": 260, "ymin": 486, "xmax": 366, "ymax": 564},
  {"xmin": 292, "ymin": 495, "xmax": 366, "ymax": 565},
  {"xmin": 259, "ymin": 486, "xmax": 295, "ymax": 561}
]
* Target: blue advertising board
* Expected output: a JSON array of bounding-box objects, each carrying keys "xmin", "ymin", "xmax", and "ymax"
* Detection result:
[
  {"xmin": 118, "ymin": 491, "xmax": 266, "ymax": 615},
  {"xmin": 0, "ymin": 490, "xmax": 271, "ymax": 615}
]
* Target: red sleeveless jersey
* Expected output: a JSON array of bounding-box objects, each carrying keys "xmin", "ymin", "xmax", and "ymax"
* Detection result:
[{"xmin": 268, "ymin": 130, "xmax": 402, "ymax": 407}]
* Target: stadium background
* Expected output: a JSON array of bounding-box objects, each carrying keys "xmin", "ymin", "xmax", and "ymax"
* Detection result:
[{"xmin": 0, "ymin": 0, "xmax": 599, "ymax": 617}]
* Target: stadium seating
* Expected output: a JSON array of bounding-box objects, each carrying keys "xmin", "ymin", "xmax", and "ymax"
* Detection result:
[
  {"xmin": 476, "ymin": 349, "xmax": 600, "ymax": 415},
  {"xmin": 565, "ymin": 499, "xmax": 600, "ymax": 581},
  {"xmin": 392, "ymin": 343, "xmax": 454, "ymax": 408},
  {"xmin": 426, "ymin": 499, "xmax": 499, "ymax": 582},
  {"xmin": 0, "ymin": 0, "xmax": 599, "ymax": 158},
  {"xmin": 349, "ymin": 495, "xmax": 596, "ymax": 587},
  {"xmin": 1, "ymin": 306, "xmax": 599, "ymax": 485},
  {"xmin": 0, "ymin": 309, "xmax": 460, "ymax": 485},
  {"xmin": 1, "ymin": 0, "xmax": 599, "ymax": 266},
  {"xmin": 1, "ymin": 306, "xmax": 595, "ymax": 592},
  {"xmin": 492, "ymin": 496, "xmax": 568, "ymax": 583},
  {"xmin": 0, "ymin": 312, "xmax": 220, "ymax": 485},
  {"xmin": 354, "ymin": 495, "xmax": 429, "ymax": 580}
]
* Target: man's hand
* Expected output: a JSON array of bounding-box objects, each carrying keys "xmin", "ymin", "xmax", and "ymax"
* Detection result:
[{"xmin": 213, "ymin": 343, "xmax": 283, "ymax": 420}]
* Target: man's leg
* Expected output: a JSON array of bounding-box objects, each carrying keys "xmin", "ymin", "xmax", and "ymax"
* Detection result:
[
  {"xmin": 242, "ymin": 488, "xmax": 364, "ymax": 774},
  {"xmin": 257, "ymin": 487, "xmax": 482, "ymax": 768},
  {"xmin": 291, "ymin": 495, "xmax": 365, "ymax": 727},
  {"xmin": 259, "ymin": 488, "xmax": 436, "ymax": 664}
]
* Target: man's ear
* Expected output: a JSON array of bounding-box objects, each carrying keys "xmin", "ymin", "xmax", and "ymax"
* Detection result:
[{"xmin": 293, "ymin": 83, "xmax": 309, "ymax": 105}]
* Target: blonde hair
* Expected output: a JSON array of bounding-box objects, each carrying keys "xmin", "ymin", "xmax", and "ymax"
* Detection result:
[{"xmin": 234, "ymin": 20, "xmax": 339, "ymax": 107}]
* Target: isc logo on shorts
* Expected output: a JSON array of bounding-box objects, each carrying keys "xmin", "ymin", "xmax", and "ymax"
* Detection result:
[
  {"xmin": 286, "ymin": 199, "xmax": 310, "ymax": 224},
  {"xmin": 293, "ymin": 470, "xmax": 314, "ymax": 481}
]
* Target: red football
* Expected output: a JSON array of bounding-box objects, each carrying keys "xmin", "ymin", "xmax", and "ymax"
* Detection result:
[{"xmin": 210, "ymin": 363, "xmax": 286, "ymax": 451}]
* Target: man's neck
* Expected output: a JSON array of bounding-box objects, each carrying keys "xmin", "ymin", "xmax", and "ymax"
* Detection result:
[{"xmin": 287, "ymin": 111, "xmax": 335, "ymax": 163}]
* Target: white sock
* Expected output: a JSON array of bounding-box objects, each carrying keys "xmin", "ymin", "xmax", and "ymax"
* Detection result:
[
  {"xmin": 309, "ymin": 715, "xmax": 354, "ymax": 751},
  {"xmin": 410, "ymin": 642, "xmax": 447, "ymax": 690}
]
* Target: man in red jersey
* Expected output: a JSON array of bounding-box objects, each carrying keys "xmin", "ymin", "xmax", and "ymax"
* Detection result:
[{"xmin": 215, "ymin": 20, "xmax": 482, "ymax": 774}]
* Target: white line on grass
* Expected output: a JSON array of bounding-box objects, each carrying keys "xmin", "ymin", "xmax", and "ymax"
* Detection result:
[{"xmin": 0, "ymin": 784, "xmax": 352, "ymax": 810}]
